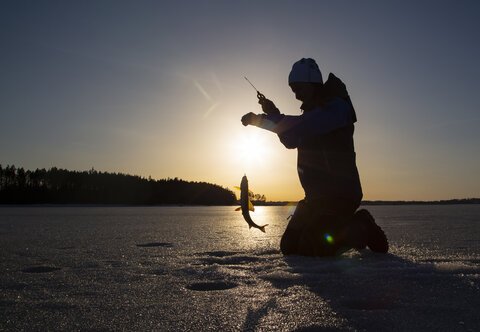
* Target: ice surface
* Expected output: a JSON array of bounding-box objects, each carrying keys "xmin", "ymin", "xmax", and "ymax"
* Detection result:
[{"xmin": 0, "ymin": 205, "xmax": 479, "ymax": 331}]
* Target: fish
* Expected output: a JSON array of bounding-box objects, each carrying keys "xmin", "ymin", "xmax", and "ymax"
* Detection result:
[{"xmin": 235, "ymin": 175, "xmax": 268, "ymax": 232}]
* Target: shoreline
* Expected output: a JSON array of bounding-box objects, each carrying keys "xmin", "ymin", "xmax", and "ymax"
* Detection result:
[{"xmin": 1, "ymin": 198, "xmax": 479, "ymax": 208}]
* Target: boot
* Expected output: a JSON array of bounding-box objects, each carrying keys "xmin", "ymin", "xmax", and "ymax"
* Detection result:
[{"xmin": 355, "ymin": 209, "xmax": 389, "ymax": 253}]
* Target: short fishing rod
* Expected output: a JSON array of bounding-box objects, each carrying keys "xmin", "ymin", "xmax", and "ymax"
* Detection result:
[{"xmin": 244, "ymin": 76, "xmax": 266, "ymax": 101}]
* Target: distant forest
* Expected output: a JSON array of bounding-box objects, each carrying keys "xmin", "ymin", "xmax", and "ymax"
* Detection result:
[
  {"xmin": 1, "ymin": 165, "xmax": 476, "ymax": 206},
  {"xmin": 0, "ymin": 165, "xmax": 237, "ymax": 205}
]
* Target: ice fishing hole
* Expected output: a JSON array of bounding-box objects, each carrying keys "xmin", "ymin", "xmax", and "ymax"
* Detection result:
[
  {"xmin": 202, "ymin": 251, "xmax": 238, "ymax": 257},
  {"xmin": 22, "ymin": 266, "xmax": 61, "ymax": 273},
  {"xmin": 136, "ymin": 242, "xmax": 174, "ymax": 248},
  {"xmin": 186, "ymin": 281, "xmax": 238, "ymax": 291}
]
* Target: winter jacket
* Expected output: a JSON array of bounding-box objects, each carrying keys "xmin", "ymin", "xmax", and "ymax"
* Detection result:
[{"xmin": 255, "ymin": 96, "xmax": 363, "ymax": 203}]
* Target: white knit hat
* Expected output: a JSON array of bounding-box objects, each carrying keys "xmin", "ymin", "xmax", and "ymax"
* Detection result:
[{"xmin": 288, "ymin": 58, "xmax": 323, "ymax": 84}]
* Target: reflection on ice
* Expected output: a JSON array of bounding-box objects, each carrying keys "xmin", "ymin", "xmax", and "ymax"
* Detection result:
[{"xmin": 1, "ymin": 205, "xmax": 479, "ymax": 331}]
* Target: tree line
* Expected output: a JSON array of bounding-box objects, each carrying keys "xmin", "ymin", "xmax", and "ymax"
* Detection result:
[
  {"xmin": 361, "ymin": 198, "xmax": 480, "ymax": 205},
  {"xmin": 0, "ymin": 165, "xmax": 237, "ymax": 205}
]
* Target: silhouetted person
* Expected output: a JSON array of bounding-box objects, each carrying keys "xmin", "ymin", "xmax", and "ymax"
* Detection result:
[{"xmin": 241, "ymin": 58, "xmax": 388, "ymax": 256}]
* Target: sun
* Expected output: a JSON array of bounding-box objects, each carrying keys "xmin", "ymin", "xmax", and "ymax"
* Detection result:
[{"xmin": 232, "ymin": 131, "xmax": 271, "ymax": 169}]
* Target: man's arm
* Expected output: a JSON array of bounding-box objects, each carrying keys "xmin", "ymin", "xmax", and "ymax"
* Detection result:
[{"xmin": 242, "ymin": 98, "xmax": 354, "ymax": 148}]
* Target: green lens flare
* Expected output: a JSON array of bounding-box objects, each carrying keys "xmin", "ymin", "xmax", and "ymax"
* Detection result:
[{"xmin": 324, "ymin": 233, "xmax": 334, "ymax": 244}]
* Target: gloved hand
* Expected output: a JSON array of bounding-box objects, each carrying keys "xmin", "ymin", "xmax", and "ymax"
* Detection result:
[
  {"xmin": 241, "ymin": 112, "xmax": 262, "ymax": 126},
  {"xmin": 258, "ymin": 97, "xmax": 280, "ymax": 115}
]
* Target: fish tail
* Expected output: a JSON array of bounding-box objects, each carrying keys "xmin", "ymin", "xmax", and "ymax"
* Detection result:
[{"xmin": 258, "ymin": 224, "xmax": 268, "ymax": 233}]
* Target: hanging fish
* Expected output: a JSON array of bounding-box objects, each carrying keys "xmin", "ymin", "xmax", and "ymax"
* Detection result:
[{"xmin": 235, "ymin": 175, "xmax": 268, "ymax": 233}]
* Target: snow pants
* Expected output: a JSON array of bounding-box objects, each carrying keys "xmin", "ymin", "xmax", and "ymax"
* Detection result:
[{"xmin": 280, "ymin": 198, "xmax": 366, "ymax": 257}]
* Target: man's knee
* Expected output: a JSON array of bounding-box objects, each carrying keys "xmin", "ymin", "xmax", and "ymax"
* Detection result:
[
  {"xmin": 297, "ymin": 222, "xmax": 339, "ymax": 257},
  {"xmin": 280, "ymin": 228, "xmax": 299, "ymax": 255},
  {"xmin": 280, "ymin": 200, "xmax": 309, "ymax": 255},
  {"xmin": 280, "ymin": 200, "xmax": 352, "ymax": 257}
]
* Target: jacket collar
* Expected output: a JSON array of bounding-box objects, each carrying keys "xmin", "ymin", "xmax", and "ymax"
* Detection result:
[{"xmin": 301, "ymin": 94, "xmax": 327, "ymax": 112}]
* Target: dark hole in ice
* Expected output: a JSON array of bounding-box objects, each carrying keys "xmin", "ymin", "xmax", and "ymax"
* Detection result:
[
  {"xmin": 39, "ymin": 302, "xmax": 77, "ymax": 310},
  {"xmin": 22, "ymin": 266, "xmax": 61, "ymax": 273},
  {"xmin": 0, "ymin": 300, "xmax": 17, "ymax": 307},
  {"xmin": 57, "ymin": 246, "xmax": 75, "ymax": 250},
  {"xmin": 292, "ymin": 325, "xmax": 328, "ymax": 332},
  {"xmin": 186, "ymin": 281, "xmax": 238, "ymax": 291},
  {"xmin": 203, "ymin": 251, "xmax": 238, "ymax": 257},
  {"xmin": 149, "ymin": 268, "xmax": 167, "ymax": 276},
  {"xmin": 136, "ymin": 242, "xmax": 173, "ymax": 248},
  {"xmin": 1, "ymin": 282, "xmax": 28, "ymax": 291}
]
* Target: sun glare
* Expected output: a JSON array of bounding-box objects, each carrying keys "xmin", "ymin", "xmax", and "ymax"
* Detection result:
[{"xmin": 232, "ymin": 131, "xmax": 271, "ymax": 170}]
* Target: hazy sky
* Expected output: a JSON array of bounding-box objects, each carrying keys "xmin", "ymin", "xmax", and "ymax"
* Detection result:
[{"xmin": 1, "ymin": 1, "xmax": 479, "ymax": 201}]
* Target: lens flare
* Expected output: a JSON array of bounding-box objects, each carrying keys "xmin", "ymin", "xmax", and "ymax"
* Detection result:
[{"xmin": 324, "ymin": 233, "xmax": 334, "ymax": 244}]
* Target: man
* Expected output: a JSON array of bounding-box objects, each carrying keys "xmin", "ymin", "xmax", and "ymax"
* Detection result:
[{"xmin": 241, "ymin": 58, "xmax": 388, "ymax": 256}]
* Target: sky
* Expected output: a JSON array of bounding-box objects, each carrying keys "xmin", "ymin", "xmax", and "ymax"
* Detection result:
[{"xmin": 1, "ymin": 0, "xmax": 479, "ymax": 201}]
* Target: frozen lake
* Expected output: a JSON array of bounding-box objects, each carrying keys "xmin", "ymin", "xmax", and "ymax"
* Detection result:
[{"xmin": 1, "ymin": 205, "xmax": 479, "ymax": 331}]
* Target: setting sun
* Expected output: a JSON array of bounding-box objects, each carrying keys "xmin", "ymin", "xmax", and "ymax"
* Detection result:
[{"xmin": 231, "ymin": 131, "xmax": 272, "ymax": 170}]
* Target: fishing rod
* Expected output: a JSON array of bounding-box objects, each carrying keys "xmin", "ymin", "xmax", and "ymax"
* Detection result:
[{"xmin": 244, "ymin": 76, "xmax": 266, "ymax": 101}]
